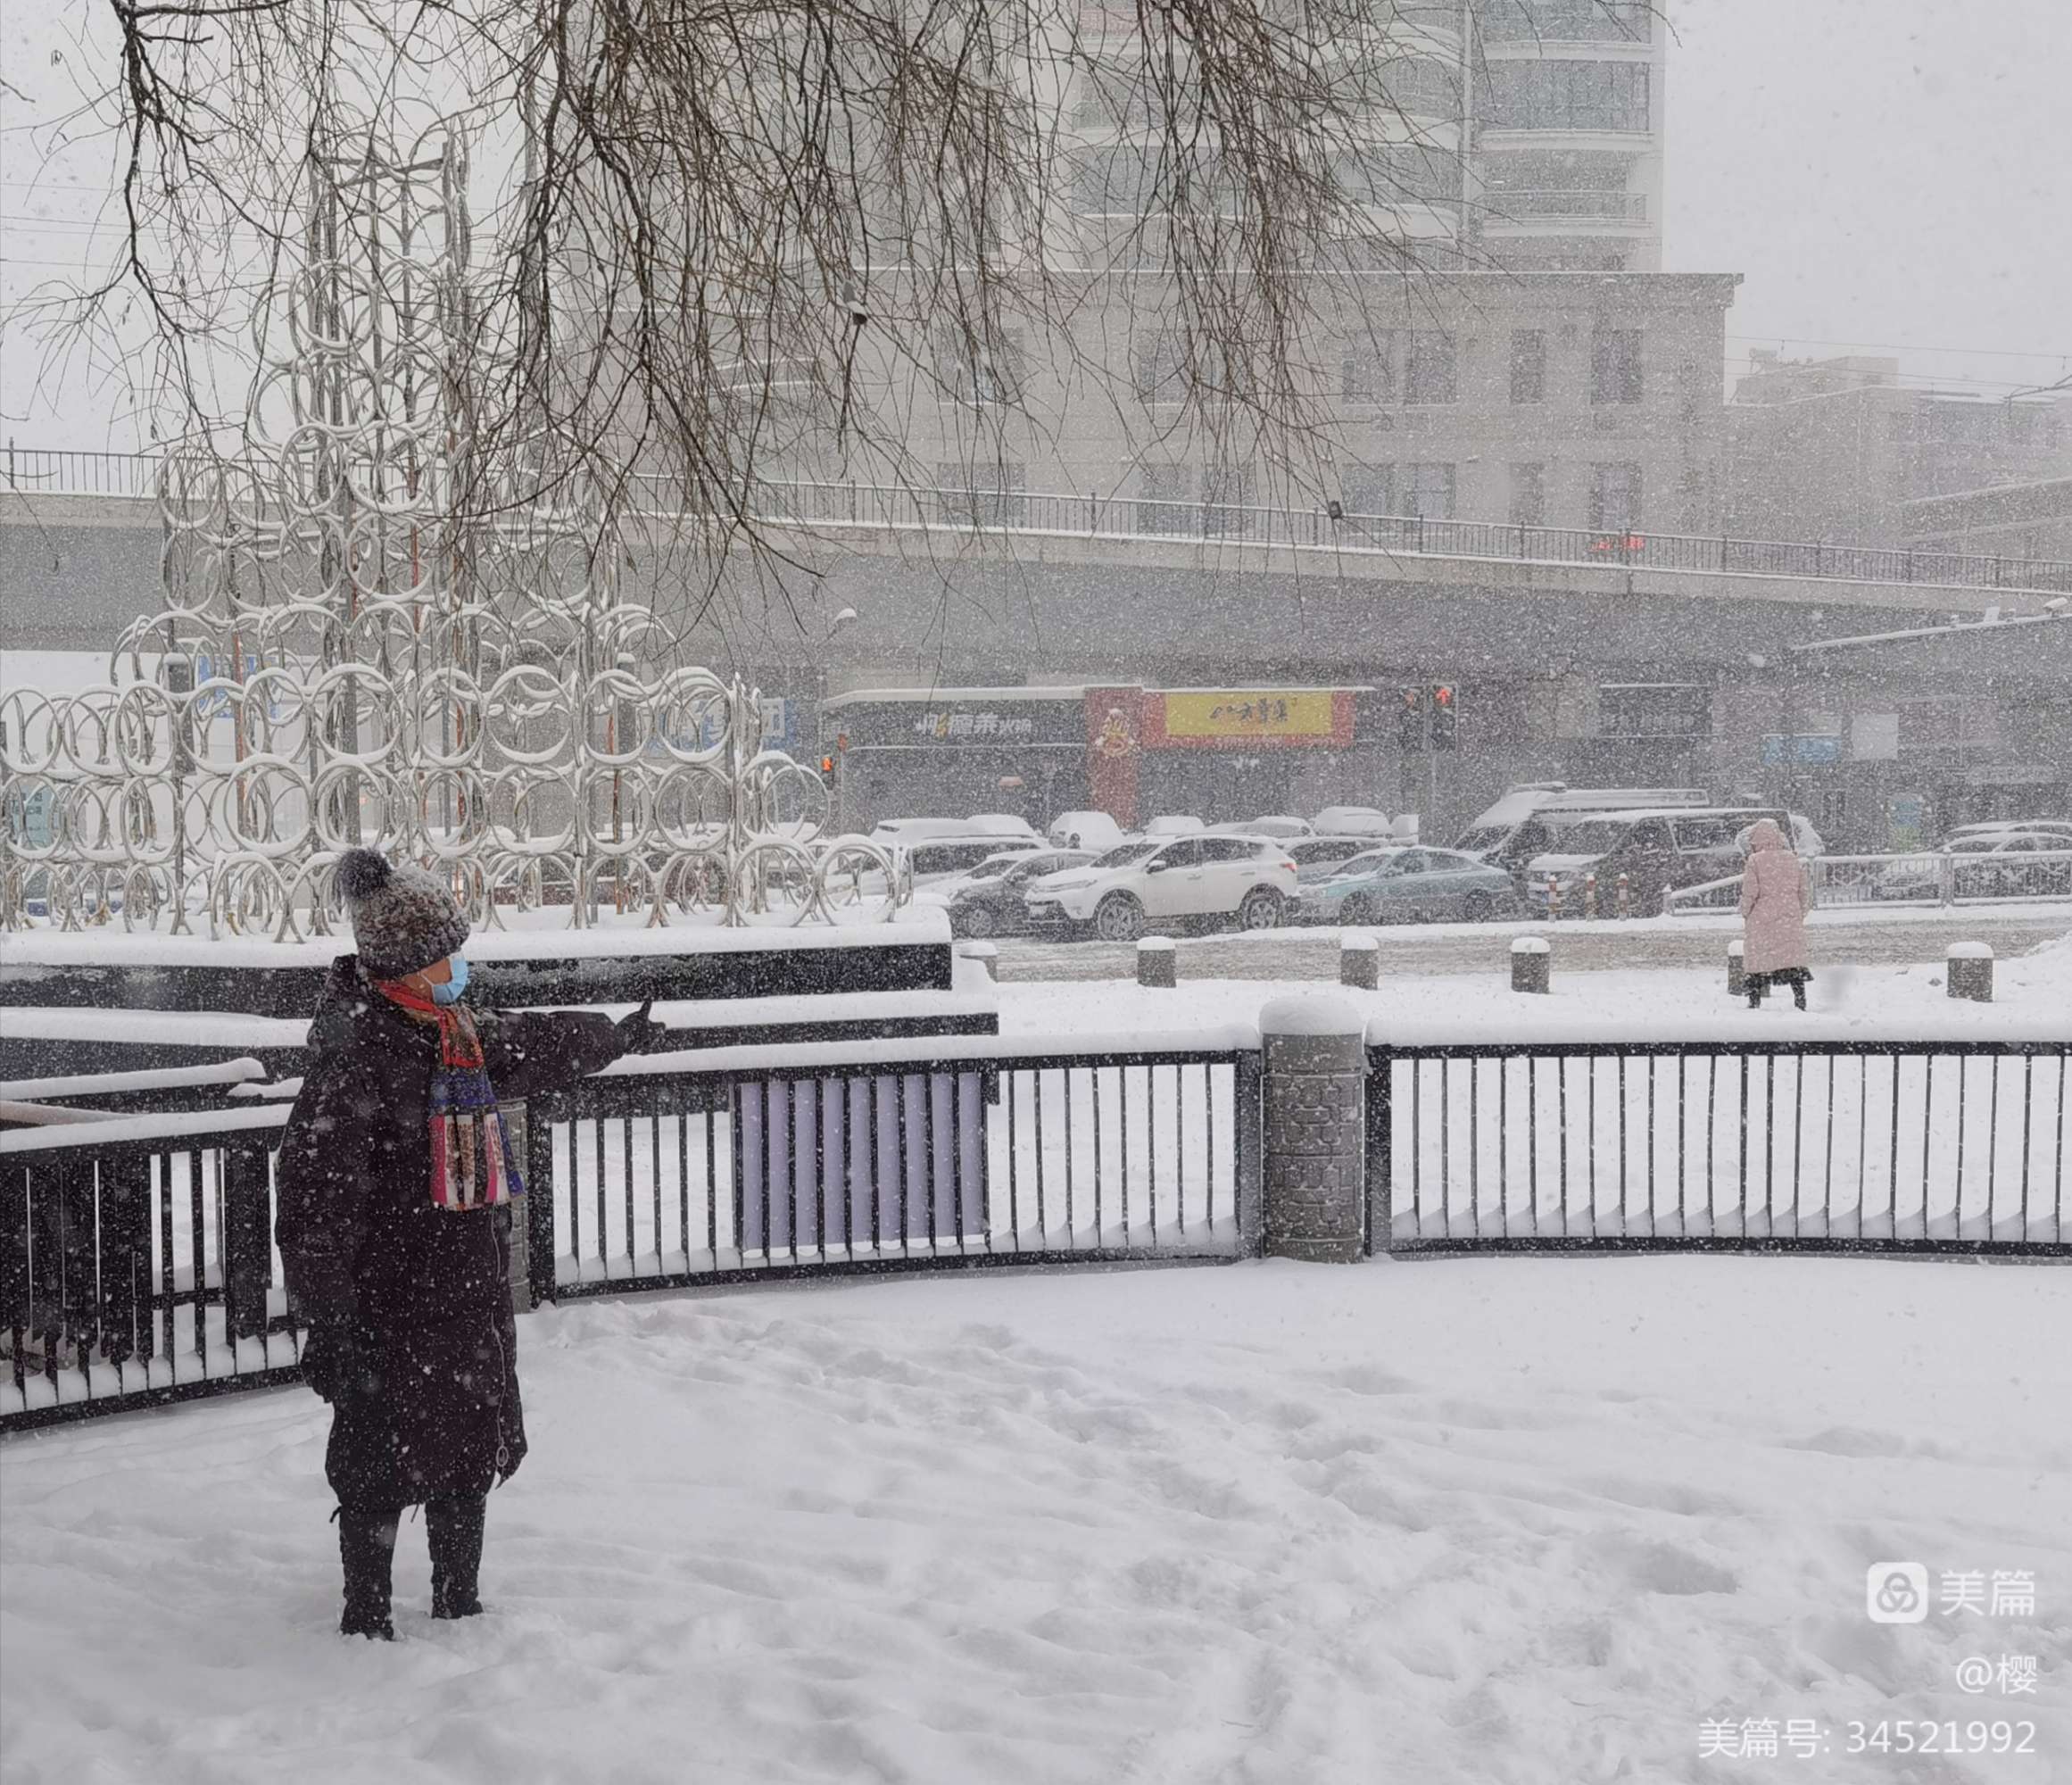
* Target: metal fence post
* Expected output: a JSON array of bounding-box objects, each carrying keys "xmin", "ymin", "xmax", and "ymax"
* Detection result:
[
  {"xmin": 221, "ymin": 1137, "xmax": 274, "ymax": 1341},
  {"xmin": 522, "ymin": 1096, "xmax": 558, "ymax": 1310},
  {"xmin": 1233, "ymin": 1050, "xmax": 1264, "ymax": 1258},
  {"xmin": 1363, "ymin": 1042, "xmax": 1391, "ymax": 1256}
]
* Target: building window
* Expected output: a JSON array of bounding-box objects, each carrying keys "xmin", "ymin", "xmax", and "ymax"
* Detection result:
[
  {"xmin": 1483, "ymin": 60, "xmax": 1650, "ymax": 131},
  {"xmin": 1202, "ymin": 462, "xmax": 1257, "ymax": 537},
  {"xmin": 1137, "ymin": 461, "xmax": 1192, "ymax": 533},
  {"xmin": 1590, "ymin": 327, "xmax": 1642, "ymax": 403},
  {"xmin": 1598, "ymin": 685, "xmax": 1708, "ymax": 738},
  {"xmin": 1340, "ymin": 332, "xmax": 1396, "ymax": 402},
  {"xmin": 1341, "ymin": 464, "xmax": 1395, "ymax": 517},
  {"xmin": 1133, "ymin": 329, "xmax": 1186, "ymax": 402},
  {"xmin": 1589, "ymin": 461, "xmax": 1643, "ymax": 531},
  {"xmin": 1509, "ymin": 461, "xmax": 1546, "ymax": 527},
  {"xmin": 1405, "ymin": 461, "xmax": 1456, "ymax": 520},
  {"xmin": 936, "ymin": 461, "xmax": 1027, "ymax": 527},
  {"xmin": 1478, "ymin": 0, "xmax": 1649, "ymax": 43},
  {"xmin": 1405, "ymin": 330, "xmax": 1457, "ymax": 404},
  {"xmin": 1510, "ymin": 329, "xmax": 1546, "ymax": 404}
]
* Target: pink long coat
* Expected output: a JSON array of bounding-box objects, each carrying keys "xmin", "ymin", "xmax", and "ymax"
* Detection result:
[{"xmin": 1738, "ymin": 818, "xmax": 1811, "ymax": 974}]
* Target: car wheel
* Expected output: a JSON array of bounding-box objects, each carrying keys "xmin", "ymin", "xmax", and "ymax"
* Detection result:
[
  {"xmin": 1094, "ymin": 893, "xmax": 1146, "ymax": 942},
  {"xmin": 958, "ymin": 904, "xmax": 997, "ymax": 941},
  {"xmin": 1463, "ymin": 890, "xmax": 1493, "ymax": 923},
  {"xmin": 1339, "ymin": 892, "xmax": 1377, "ymax": 926},
  {"xmin": 1239, "ymin": 888, "xmax": 1282, "ymax": 931}
]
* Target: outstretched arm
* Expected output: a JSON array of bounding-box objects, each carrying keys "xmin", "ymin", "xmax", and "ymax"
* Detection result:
[{"xmin": 478, "ymin": 1007, "xmax": 630, "ymax": 1100}]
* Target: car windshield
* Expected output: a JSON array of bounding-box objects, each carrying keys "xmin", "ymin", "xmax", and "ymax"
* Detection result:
[
  {"xmin": 1093, "ymin": 842, "xmax": 1158, "ymax": 868},
  {"xmin": 1454, "ymin": 826, "xmax": 1510, "ymax": 853},
  {"xmin": 1336, "ymin": 851, "xmax": 1394, "ymax": 876},
  {"xmin": 1549, "ymin": 819, "xmax": 1632, "ymax": 855},
  {"xmin": 965, "ymin": 857, "xmax": 1020, "ymax": 881}
]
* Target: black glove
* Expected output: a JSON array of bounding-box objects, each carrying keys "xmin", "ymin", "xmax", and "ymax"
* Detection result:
[
  {"xmin": 303, "ymin": 1321, "xmax": 384, "ymax": 1405},
  {"xmin": 615, "ymin": 998, "xmax": 663, "ymax": 1054}
]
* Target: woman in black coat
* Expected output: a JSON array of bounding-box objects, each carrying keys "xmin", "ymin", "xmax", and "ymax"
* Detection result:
[{"xmin": 278, "ymin": 850, "xmax": 655, "ymax": 1639}]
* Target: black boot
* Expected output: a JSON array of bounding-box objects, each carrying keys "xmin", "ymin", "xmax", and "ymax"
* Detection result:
[
  {"xmin": 338, "ymin": 1506, "xmax": 400, "ymax": 1640},
  {"xmin": 428, "ymin": 1493, "xmax": 487, "ymax": 1619}
]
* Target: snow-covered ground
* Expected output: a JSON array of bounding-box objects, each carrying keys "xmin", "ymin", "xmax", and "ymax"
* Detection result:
[{"xmin": 3, "ymin": 1258, "xmax": 2067, "ymax": 1784}]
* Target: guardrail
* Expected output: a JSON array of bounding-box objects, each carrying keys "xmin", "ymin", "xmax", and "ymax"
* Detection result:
[
  {"xmin": 1368, "ymin": 1038, "xmax": 2068, "ymax": 1255},
  {"xmin": 1661, "ymin": 849, "xmax": 2072, "ymax": 916},
  {"xmin": 9, "ymin": 447, "xmax": 2071, "ymax": 594},
  {"xmin": 1481, "ymin": 190, "xmax": 1648, "ymax": 222},
  {"xmin": 9, "ymin": 1012, "xmax": 2063, "ymax": 1433}
]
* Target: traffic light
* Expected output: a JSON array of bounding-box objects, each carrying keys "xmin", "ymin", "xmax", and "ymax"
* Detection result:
[
  {"xmin": 819, "ymin": 753, "xmax": 836, "ymax": 775},
  {"xmin": 1430, "ymin": 684, "xmax": 1457, "ymax": 751},
  {"xmin": 1397, "ymin": 686, "xmax": 1426, "ymax": 752}
]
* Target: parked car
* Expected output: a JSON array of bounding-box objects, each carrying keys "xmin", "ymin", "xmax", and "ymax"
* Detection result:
[
  {"xmin": 1295, "ymin": 847, "xmax": 1519, "ymax": 925},
  {"xmin": 1046, "ymin": 809, "xmax": 1129, "ymax": 852},
  {"xmin": 931, "ymin": 849, "xmax": 1094, "ymax": 937},
  {"xmin": 1286, "ymin": 835, "xmax": 1386, "ymax": 884},
  {"xmin": 1874, "ymin": 832, "xmax": 2072, "ymax": 901},
  {"xmin": 1207, "ymin": 815, "xmax": 1314, "ymax": 840},
  {"xmin": 903, "ymin": 834, "xmax": 1044, "ymax": 886},
  {"xmin": 1024, "ymin": 835, "xmax": 1299, "ymax": 941},
  {"xmin": 966, "ymin": 812, "xmax": 1041, "ymax": 840},
  {"xmin": 1143, "ymin": 815, "xmax": 1206, "ymax": 837},
  {"xmin": 867, "ymin": 815, "xmax": 1037, "ymax": 851},
  {"xmin": 1455, "ymin": 784, "xmax": 1711, "ymax": 877},
  {"xmin": 1311, "ymin": 805, "xmax": 1397, "ymax": 838},
  {"xmin": 1525, "ymin": 807, "xmax": 1800, "ymax": 915},
  {"xmin": 1941, "ymin": 819, "xmax": 2072, "ymax": 848}
]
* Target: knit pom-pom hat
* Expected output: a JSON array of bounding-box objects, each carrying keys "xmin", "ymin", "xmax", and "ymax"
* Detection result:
[{"xmin": 335, "ymin": 849, "xmax": 471, "ymax": 981}]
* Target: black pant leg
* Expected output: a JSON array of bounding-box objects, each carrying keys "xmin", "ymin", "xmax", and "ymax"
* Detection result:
[
  {"xmin": 337, "ymin": 1504, "xmax": 401, "ymax": 1638},
  {"xmin": 428, "ymin": 1491, "xmax": 487, "ymax": 1618}
]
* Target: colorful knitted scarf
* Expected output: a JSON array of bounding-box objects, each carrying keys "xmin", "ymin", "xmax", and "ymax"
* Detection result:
[{"xmin": 376, "ymin": 979, "xmax": 524, "ymax": 1211}]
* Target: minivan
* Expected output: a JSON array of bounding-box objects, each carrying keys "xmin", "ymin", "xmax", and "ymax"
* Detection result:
[{"xmin": 1525, "ymin": 807, "xmax": 1799, "ymax": 915}]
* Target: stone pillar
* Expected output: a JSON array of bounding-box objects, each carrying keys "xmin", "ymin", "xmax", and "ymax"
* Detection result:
[
  {"xmin": 1946, "ymin": 942, "xmax": 1993, "ymax": 1002},
  {"xmin": 1511, "ymin": 934, "xmax": 1551, "ymax": 993},
  {"xmin": 1258, "ymin": 994, "xmax": 1366, "ymax": 1263},
  {"xmin": 1726, "ymin": 940, "xmax": 1745, "ymax": 997},
  {"xmin": 1137, "ymin": 935, "xmax": 1177, "ymax": 988},
  {"xmin": 1339, "ymin": 933, "xmax": 1380, "ymax": 990},
  {"xmin": 957, "ymin": 940, "xmax": 999, "ymax": 981}
]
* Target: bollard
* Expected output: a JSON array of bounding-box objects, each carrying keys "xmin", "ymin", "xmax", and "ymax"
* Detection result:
[
  {"xmin": 1726, "ymin": 939, "xmax": 1745, "ymax": 997},
  {"xmin": 956, "ymin": 939, "xmax": 999, "ymax": 982},
  {"xmin": 1258, "ymin": 994, "xmax": 1365, "ymax": 1263},
  {"xmin": 1946, "ymin": 942, "xmax": 1993, "ymax": 1002},
  {"xmin": 1616, "ymin": 872, "xmax": 1631, "ymax": 919},
  {"xmin": 1511, "ymin": 934, "xmax": 1552, "ymax": 994},
  {"xmin": 1137, "ymin": 934, "xmax": 1178, "ymax": 988},
  {"xmin": 1583, "ymin": 873, "xmax": 1598, "ymax": 920},
  {"xmin": 1339, "ymin": 933, "xmax": 1380, "ymax": 990},
  {"xmin": 1546, "ymin": 878, "xmax": 1564, "ymax": 922}
]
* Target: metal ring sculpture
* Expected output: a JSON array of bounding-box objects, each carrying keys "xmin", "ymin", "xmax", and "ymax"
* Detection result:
[{"xmin": 1, "ymin": 115, "xmax": 898, "ymax": 938}]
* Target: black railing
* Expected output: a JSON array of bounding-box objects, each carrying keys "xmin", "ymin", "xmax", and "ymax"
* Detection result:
[
  {"xmin": 526, "ymin": 1042, "xmax": 1260, "ymax": 1301},
  {"xmin": 10, "ymin": 447, "xmax": 2072, "ymax": 594},
  {"xmin": 1, "ymin": 1107, "xmax": 303, "ymax": 1431},
  {"xmin": 1367, "ymin": 1040, "xmax": 2069, "ymax": 1258}
]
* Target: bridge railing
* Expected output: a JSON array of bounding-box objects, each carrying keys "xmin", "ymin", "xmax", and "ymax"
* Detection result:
[{"xmin": 8, "ymin": 446, "xmax": 2070, "ymax": 594}]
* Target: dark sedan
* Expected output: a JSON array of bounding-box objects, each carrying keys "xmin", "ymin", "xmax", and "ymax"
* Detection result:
[{"xmin": 930, "ymin": 849, "xmax": 1096, "ymax": 938}]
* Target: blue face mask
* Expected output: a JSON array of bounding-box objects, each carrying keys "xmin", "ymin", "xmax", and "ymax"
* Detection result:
[{"xmin": 430, "ymin": 952, "xmax": 469, "ymax": 1005}]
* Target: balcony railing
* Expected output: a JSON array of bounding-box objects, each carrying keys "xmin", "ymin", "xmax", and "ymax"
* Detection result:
[
  {"xmin": 8, "ymin": 449, "xmax": 2072, "ymax": 595},
  {"xmin": 1479, "ymin": 189, "xmax": 1647, "ymax": 222}
]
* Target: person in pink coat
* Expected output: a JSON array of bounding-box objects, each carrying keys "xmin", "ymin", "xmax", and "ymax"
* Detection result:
[{"xmin": 1738, "ymin": 818, "xmax": 1812, "ymax": 1009}]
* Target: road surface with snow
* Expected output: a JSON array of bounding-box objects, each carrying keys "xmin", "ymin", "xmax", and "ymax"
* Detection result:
[{"xmin": 994, "ymin": 909, "xmax": 2071, "ymax": 982}]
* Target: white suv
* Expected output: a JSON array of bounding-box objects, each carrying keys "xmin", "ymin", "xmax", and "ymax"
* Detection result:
[{"xmin": 1024, "ymin": 836, "xmax": 1299, "ymax": 941}]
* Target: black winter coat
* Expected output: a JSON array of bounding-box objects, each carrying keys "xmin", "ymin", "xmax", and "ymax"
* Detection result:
[{"xmin": 277, "ymin": 957, "xmax": 625, "ymax": 1508}]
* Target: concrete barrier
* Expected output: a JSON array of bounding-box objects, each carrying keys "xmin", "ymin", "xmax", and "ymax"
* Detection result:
[
  {"xmin": 1946, "ymin": 942, "xmax": 1993, "ymax": 1002},
  {"xmin": 1137, "ymin": 935, "xmax": 1178, "ymax": 989},
  {"xmin": 1339, "ymin": 933, "xmax": 1380, "ymax": 990},
  {"xmin": 1511, "ymin": 934, "xmax": 1551, "ymax": 994}
]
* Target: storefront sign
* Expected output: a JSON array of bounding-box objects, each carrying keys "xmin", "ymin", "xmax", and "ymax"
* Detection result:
[
  {"xmin": 1761, "ymin": 733, "xmax": 1843, "ymax": 768},
  {"xmin": 826, "ymin": 693, "xmax": 1089, "ymax": 750},
  {"xmin": 1148, "ymin": 689, "xmax": 1355, "ymax": 749}
]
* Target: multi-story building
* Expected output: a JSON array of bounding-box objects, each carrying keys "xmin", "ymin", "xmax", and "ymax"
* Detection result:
[
  {"xmin": 1725, "ymin": 353, "xmax": 2072, "ymax": 549},
  {"xmin": 1468, "ymin": 0, "xmax": 1665, "ymax": 272}
]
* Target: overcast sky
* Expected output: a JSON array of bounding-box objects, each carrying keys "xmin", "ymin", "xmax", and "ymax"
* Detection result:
[
  {"xmin": 3, "ymin": 0, "xmax": 2068, "ymax": 448},
  {"xmin": 1664, "ymin": 0, "xmax": 2072, "ymax": 400}
]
